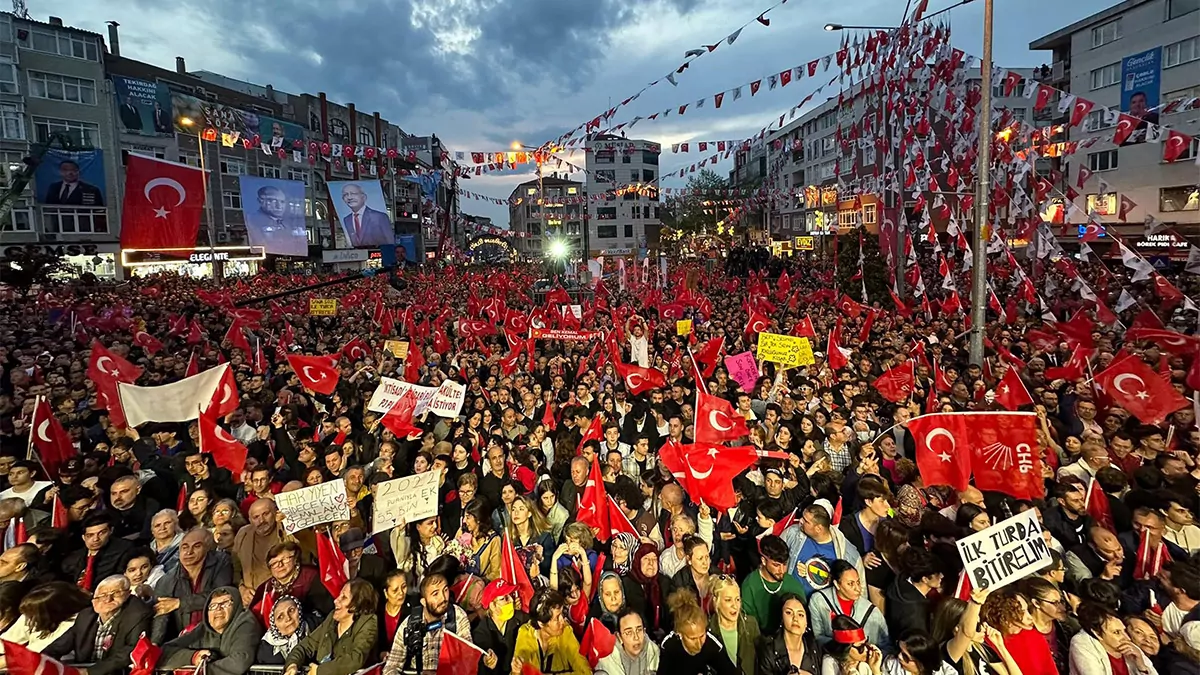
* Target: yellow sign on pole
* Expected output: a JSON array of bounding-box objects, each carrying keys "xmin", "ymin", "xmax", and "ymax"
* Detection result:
[
  {"xmin": 676, "ymin": 319, "xmax": 693, "ymax": 336},
  {"xmin": 795, "ymin": 236, "xmax": 815, "ymax": 251},
  {"xmin": 309, "ymin": 298, "xmax": 338, "ymax": 316},
  {"xmin": 756, "ymin": 332, "xmax": 815, "ymax": 368},
  {"xmin": 384, "ymin": 340, "xmax": 410, "ymax": 360}
]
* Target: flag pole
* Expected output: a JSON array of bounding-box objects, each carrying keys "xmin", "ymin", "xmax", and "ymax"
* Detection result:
[{"xmin": 24, "ymin": 395, "xmax": 38, "ymax": 461}]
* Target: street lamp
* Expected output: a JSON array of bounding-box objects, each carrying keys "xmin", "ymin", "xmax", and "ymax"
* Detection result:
[{"xmin": 178, "ymin": 116, "xmax": 218, "ymax": 278}]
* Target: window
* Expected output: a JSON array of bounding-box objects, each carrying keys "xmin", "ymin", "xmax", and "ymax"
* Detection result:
[
  {"xmin": 863, "ymin": 145, "xmax": 876, "ymax": 166},
  {"xmin": 288, "ymin": 169, "xmax": 308, "ymax": 184},
  {"xmin": 22, "ymin": 28, "xmax": 99, "ymax": 61},
  {"xmin": 1168, "ymin": 0, "xmax": 1199, "ymax": 20},
  {"xmin": 259, "ymin": 165, "xmax": 281, "ymax": 179},
  {"xmin": 595, "ymin": 151, "xmax": 614, "ymax": 164},
  {"xmin": 27, "ymin": 71, "xmax": 96, "ymax": 104},
  {"xmin": 822, "ymin": 137, "xmax": 836, "ymax": 155},
  {"xmin": 624, "ymin": 224, "xmax": 634, "ymax": 238},
  {"xmin": 597, "ymin": 225, "xmax": 617, "ymax": 238},
  {"xmin": 1087, "ymin": 149, "xmax": 1118, "ymax": 172},
  {"xmin": 992, "ymin": 79, "xmax": 1025, "ymax": 98},
  {"xmin": 623, "ymin": 189, "xmax": 636, "ymax": 201},
  {"xmin": 863, "ymin": 203, "xmax": 878, "ymax": 225},
  {"xmin": 1090, "ymin": 63, "xmax": 1120, "ymax": 90},
  {"xmin": 526, "ymin": 187, "xmax": 537, "ymax": 196},
  {"xmin": 621, "ymin": 154, "xmax": 631, "ymax": 164},
  {"xmin": 630, "ymin": 171, "xmax": 640, "ymax": 182},
  {"xmin": 1011, "ymin": 108, "xmax": 1027, "ymax": 121},
  {"xmin": 1091, "ymin": 20, "xmax": 1121, "ymax": 48},
  {"xmin": 308, "ymin": 111, "xmax": 322, "ymax": 133},
  {"xmin": 1160, "ymin": 186, "xmax": 1199, "ymax": 211},
  {"xmin": 221, "ymin": 191, "xmax": 242, "ymax": 209},
  {"xmin": 1164, "ymin": 36, "xmax": 1199, "ymax": 68},
  {"xmin": 179, "ymin": 151, "xmax": 200, "ymax": 167},
  {"xmin": 0, "ymin": 59, "xmax": 15, "ymax": 94},
  {"xmin": 1165, "ymin": 86, "xmax": 1200, "ymax": 103},
  {"xmin": 0, "ymin": 207, "xmax": 32, "ymax": 232},
  {"xmin": 1087, "ymin": 193, "xmax": 1118, "ymax": 216},
  {"xmin": 328, "ymin": 119, "xmax": 348, "ymax": 142},
  {"xmin": 358, "ymin": 126, "xmax": 374, "ymax": 145},
  {"xmin": 838, "ymin": 210, "xmax": 858, "ymax": 227},
  {"xmin": 125, "ymin": 144, "xmax": 165, "ymax": 159},
  {"xmin": 42, "ymin": 208, "xmax": 107, "ymax": 233},
  {"xmin": 32, "ymin": 117, "xmax": 98, "ymax": 147},
  {"xmin": 642, "ymin": 170, "xmax": 655, "ymax": 182},
  {"xmin": 595, "ymin": 170, "xmax": 614, "ymax": 183},
  {"xmin": 219, "ymin": 157, "xmax": 246, "ymax": 175},
  {"xmin": 566, "ymin": 222, "xmax": 580, "ymax": 235},
  {"xmin": 642, "ymin": 151, "xmax": 659, "ymax": 165},
  {"xmin": 529, "ymin": 223, "xmax": 541, "ymax": 236},
  {"xmin": 0, "ymin": 103, "xmax": 24, "ymax": 140},
  {"xmin": 1085, "ymin": 109, "xmax": 1115, "ymax": 131},
  {"xmin": 597, "ymin": 207, "xmax": 617, "ymax": 221}
]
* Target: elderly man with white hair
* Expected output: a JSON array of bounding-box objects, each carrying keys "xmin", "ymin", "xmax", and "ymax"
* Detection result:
[{"xmin": 43, "ymin": 574, "xmax": 153, "ymax": 675}]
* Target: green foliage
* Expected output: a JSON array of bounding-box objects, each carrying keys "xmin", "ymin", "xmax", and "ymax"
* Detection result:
[
  {"xmin": 661, "ymin": 169, "xmax": 730, "ymax": 234},
  {"xmin": 0, "ymin": 248, "xmax": 73, "ymax": 288},
  {"xmin": 835, "ymin": 230, "xmax": 892, "ymax": 303}
]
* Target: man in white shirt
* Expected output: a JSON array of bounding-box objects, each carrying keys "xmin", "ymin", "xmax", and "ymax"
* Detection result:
[
  {"xmin": 225, "ymin": 409, "xmax": 257, "ymax": 445},
  {"xmin": 0, "ymin": 460, "xmax": 52, "ymax": 509}
]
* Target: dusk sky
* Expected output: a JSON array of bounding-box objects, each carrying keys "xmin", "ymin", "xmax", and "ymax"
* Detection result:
[{"xmin": 51, "ymin": 0, "xmax": 1115, "ymax": 226}]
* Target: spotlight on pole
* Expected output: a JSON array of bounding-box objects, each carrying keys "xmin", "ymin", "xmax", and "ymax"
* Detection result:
[
  {"xmin": 824, "ymin": 23, "xmax": 841, "ymax": 31},
  {"xmin": 547, "ymin": 239, "xmax": 568, "ymax": 260}
]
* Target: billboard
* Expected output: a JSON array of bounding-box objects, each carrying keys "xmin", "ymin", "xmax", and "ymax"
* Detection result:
[
  {"xmin": 170, "ymin": 92, "xmax": 306, "ymax": 149},
  {"xmin": 328, "ymin": 180, "xmax": 392, "ymax": 248},
  {"xmin": 35, "ymin": 149, "xmax": 106, "ymax": 206},
  {"xmin": 113, "ymin": 76, "xmax": 174, "ymax": 137},
  {"xmin": 237, "ymin": 176, "xmax": 309, "ymax": 256},
  {"xmin": 1119, "ymin": 48, "xmax": 1160, "ymax": 145}
]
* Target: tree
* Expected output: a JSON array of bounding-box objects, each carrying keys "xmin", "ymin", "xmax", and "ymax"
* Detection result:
[
  {"xmin": 0, "ymin": 248, "xmax": 73, "ymax": 288},
  {"xmin": 835, "ymin": 230, "xmax": 891, "ymax": 304},
  {"xmin": 660, "ymin": 169, "xmax": 730, "ymax": 235}
]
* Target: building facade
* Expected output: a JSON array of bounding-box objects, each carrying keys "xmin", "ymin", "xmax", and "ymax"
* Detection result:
[
  {"xmin": 508, "ymin": 174, "xmax": 585, "ymax": 260},
  {"xmin": 585, "ymin": 134, "xmax": 660, "ymax": 258}
]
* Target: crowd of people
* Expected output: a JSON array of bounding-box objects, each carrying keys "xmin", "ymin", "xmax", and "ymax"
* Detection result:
[{"xmin": 0, "ymin": 249, "xmax": 1196, "ymax": 675}]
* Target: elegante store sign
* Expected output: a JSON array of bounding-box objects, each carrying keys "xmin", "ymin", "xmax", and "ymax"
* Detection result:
[{"xmin": 121, "ymin": 246, "xmax": 266, "ymax": 267}]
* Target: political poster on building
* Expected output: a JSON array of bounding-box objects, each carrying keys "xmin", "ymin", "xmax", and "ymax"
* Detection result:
[
  {"xmin": 371, "ymin": 471, "xmax": 441, "ymax": 534},
  {"xmin": 328, "ymin": 180, "xmax": 393, "ymax": 248},
  {"xmin": 238, "ymin": 176, "xmax": 308, "ymax": 256},
  {"xmin": 170, "ymin": 91, "xmax": 306, "ymax": 148},
  {"xmin": 35, "ymin": 149, "xmax": 106, "ymax": 207},
  {"xmin": 366, "ymin": 376, "xmax": 466, "ymax": 419},
  {"xmin": 957, "ymin": 509, "xmax": 1053, "ymax": 591},
  {"xmin": 275, "ymin": 481, "xmax": 350, "ymax": 533},
  {"xmin": 113, "ymin": 76, "xmax": 174, "ymax": 137},
  {"xmin": 1119, "ymin": 48, "xmax": 1161, "ymax": 145}
]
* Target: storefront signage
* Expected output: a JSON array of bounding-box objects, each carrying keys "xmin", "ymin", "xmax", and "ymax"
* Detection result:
[
  {"xmin": 600, "ymin": 248, "xmax": 633, "ymax": 255},
  {"xmin": 188, "ymin": 251, "xmax": 229, "ymax": 263},
  {"xmin": 1, "ymin": 243, "xmax": 119, "ymax": 259},
  {"xmin": 795, "ymin": 236, "xmax": 814, "ymax": 251},
  {"xmin": 1134, "ymin": 232, "xmax": 1189, "ymax": 250},
  {"xmin": 121, "ymin": 246, "xmax": 265, "ymax": 267},
  {"xmin": 321, "ymin": 249, "xmax": 369, "ymax": 263}
]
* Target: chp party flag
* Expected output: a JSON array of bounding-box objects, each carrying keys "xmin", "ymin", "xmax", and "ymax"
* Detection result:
[
  {"xmin": 119, "ymin": 154, "xmax": 208, "ymax": 250},
  {"xmin": 908, "ymin": 411, "xmax": 1042, "ymax": 499},
  {"xmin": 117, "ymin": 363, "xmax": 232, "ymax": 428}
]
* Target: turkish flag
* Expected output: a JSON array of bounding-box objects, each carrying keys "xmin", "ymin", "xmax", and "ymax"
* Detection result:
[
  {"xmin": 581, "ymin": 618, "xmax": 617, "ymax": 669},
  {"xmin": 1044, "ymin": 347, "xmax": 1091, "ymax": 382},
  {"xmin": 500, "ymin": 531, "xmax": 535, "ymax": 612},
  {"xmin": 129, "ymin": 631, "xmax": 162, "ymax": 675},
  {"xmin": 131, "ymin": 330, "xmax": 164, "ymax": 356},
  {"xmin": 50, "ymin": 494, "xmax": 69, "ymax": 529},
  {"xmin": 994, "ymin": 366, "xmax": 1034, "ymax": 410},
  {"xmin": 908, "ymin": 413, "xmax": 974, "ymax": 492},
  {"xmin": 792, "ymin": 315, "xmax": 817, "ymax": 338},
  {"xmin": 342, "ymin": 337, "xmax": 371, "ymax": 362},
  {"xmin": 1069, "ymin": 97, "xmax": 1094, "ymax": 127},
  {"xmin": 1094, "ymin": 356, "xmax": 1188, "ymax": 423},
  {"xmin": 827, "ymin": 328, "xmax": 850, "ymax": 372},
  {"xmin": 224, "ymin": 319, "xmax": 252, "ymax": 358},
  {"xmin": 676, "ymin": 444, "xmax": 759, "ymax": 511},
  {"xmin": 29, "ymin": 397, "xmax": 74, "ymax": 477},
  {"xmin": 745, "ymin": 307, "xmax": 771, "ymax": 335},
  {"xmin": 285, "ymin": 354, "xmax": 341, "ymax": 395},
  {"xmin": 119, "ymin": 154, "xmax": 207, "ymax": 249},
  {"xmin": 1163, "ymin": 130, "xmax": 1193, "ymax": 163},
  {"xmin": 838, "ymin": 294, "xmax": 865, "ymax": 318},
  {"xmin": 615, "ymin": 361, "xmax": 666, "ymax": 395},
  {"xmin": 1113, "ymin": 114, "xmax": 1139, "ymax": 145},
  {"xmin": 198, "ymin": 406, "xmax": 248, "ymax": 477},
  {"xmin": 1124, "ymin": 328, "xmax": 1200, "ymax": 356},
  {"xmin": 437, "ymin": 630, "xmax": 483, "ymax": 675},
  {"xmin": 968, "ymin": 411, "xmax": 1043, "ymax": 499},
  {"xmin": 695, "ymin": 389, "xmax": 750, "ymax": 444},
  {"xmin": 187, "ymin": 318, "xmax": 205, "ymax": 345},
  {"xmin": 204, "ymin": 363, "xmax": 240, "ymax": 418},
  {"xmin": 1, "ymin": 640, "xmax": 82, "ymax": 675},
  {"xmin": 576, "ymin": 457, "xmax": 611, "ymax": 541},
  {"xmin": 315, "ymin": 528, "xmax": 349, "ymax": 598},
  {"xmin": 381, "ymin": 390, "xmax": 423, "ymax": 438},
  {"xmin": 403, "ymin": 338, "xmax": 425, "ymax": 385},
  {"xmin": 457, "ymin": 319, "xmax": 495, "ymax": 338},
  {"xmin": 1085, "ymin": 478, "xmax": 1114, "ymax": 532},
  {"xmin": 694, "ymin": 336, "xmax": 724, "ymax": 379},
  {"xmin": 872, "ymin": 363, "xmax": 914, "ymax": 403},
  {"xmin": 88, "ymin": 341, "xmax": 143, "ymax": 383},
  {"xmin": 504, "ymin": 309, "xmax": 529, "ymax": 334}
]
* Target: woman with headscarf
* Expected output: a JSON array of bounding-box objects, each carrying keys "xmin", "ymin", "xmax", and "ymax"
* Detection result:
[
  {"xmin": 591, "ymin": 572, "xmax": 627, "ymax": 627},
  {"xmin": 608, "ymin": 532, "xmax": 639, "ymax": 577},
  {"xmin": 159, "ymin": 586, "xmax": 265, "ymax": 675},
  {"xmin": 625, "ymin": 543, "xmax": 667, "ymax": 641},
  {"xmin": 257, "ymin": 596, "xmax": 312, "ymax": 665}
]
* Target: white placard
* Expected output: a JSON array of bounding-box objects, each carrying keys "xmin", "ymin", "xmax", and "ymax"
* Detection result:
[
  {"xmin": 371, "ymin": 470, "xmax": 441, "ymax": 534},
  {"xmin": 956, "ymin": 508, "xmax": 1053, "ymax": 592},
  {"xmin": 366, "ymin": 377, "xmax": 466, "ymax": 419},
  {"xmin": 274, "ymin": 481, "xmax": 350, "ymax": 534}
]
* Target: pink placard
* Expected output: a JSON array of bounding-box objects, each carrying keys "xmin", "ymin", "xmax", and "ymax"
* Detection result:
[{"xmin": 724, "ymin": 351, "xmax": 759, "ymax": 393}]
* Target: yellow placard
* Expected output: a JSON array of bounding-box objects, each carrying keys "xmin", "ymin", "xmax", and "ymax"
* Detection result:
[
  {"xmin": 676, "ymin": 319, "xmax": 693, "ymax": 335},
  {"xmin": 309, "ymin": 298, "xmax": 338, "ymax": 316},
  {"xmin": 795, "ymin": 236, "xmax": 814, "ymax": 251},
  {"xmin": 384, "ymin": 340, "xmax": 410, "ymax": 360},
  {"xmin": 757, "ymin": 332, "xmax": 815, "ymax": 368}
]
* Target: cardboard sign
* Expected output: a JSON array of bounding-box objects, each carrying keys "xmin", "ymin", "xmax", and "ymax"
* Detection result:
[
  {"xmin": 371, "ymin": 470, "xmax": 441, "ymax": 534},
  {"xmin": 725, "ymin": 351, "xmax": 759, "ymax": 393},
  {"xmin": 676, "ymin": 319, "xmax": 693, "ymax": 335},
  {"xmin": 309, "ymin": 298, "xmax": 338, "ymax": 316},
  {"xmin": 275, "ymin": 481, "xmax": 350, "ymax": 534},
  {"xmin": 956, "ymin": 509, "xmax": 1053, "ymax": 591},
  {"xmin": 757, "ymin": 332, "xmax": 815, "ymax": 368},
  {"xmin": 366, "ymin": 376, "xmax": 466, "ymax": 418},
  {"xmin": 384, "ymin": 339, "xmax": 410, "ymax": 360}
]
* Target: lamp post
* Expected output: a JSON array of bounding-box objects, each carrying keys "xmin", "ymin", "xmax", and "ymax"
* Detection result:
[
  {"xmin": 968, "ymin": 0, "xmax": 994, "ymax": 366},
  {"xmin": 513, "ymin": 141, "xmax": 550, "ymax": 262},
  {"xmin": 178, "ymin": 116, "xmax": 218, "ymax": 278}
]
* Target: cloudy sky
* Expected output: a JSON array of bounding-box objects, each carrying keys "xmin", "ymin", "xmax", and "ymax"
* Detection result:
[{"xmin": 51, "ymin": 0, "xmax": 1112, "ymax": 226}]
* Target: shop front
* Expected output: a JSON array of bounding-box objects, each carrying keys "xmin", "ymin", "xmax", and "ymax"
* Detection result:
[
  {"xmin": 1, "ymin": 242, "xmax": 122, "ymax": 280},
  {"xmin": 122, "ymin": 246, "xmax": 265, "ymax": 278}
]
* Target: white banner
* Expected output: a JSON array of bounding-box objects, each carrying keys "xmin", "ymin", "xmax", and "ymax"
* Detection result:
[
  {"xmin": 275, "ymin": 481, "xmax": 350, "ymax": 534},
  {"xmin": 956, "ymin": 508, "xmax": 1053, "ymax": 592},
  {"xmin": 366, "ymin": 377, "xmax": 466, "ymax": 418},
  {"xmin": 117, "ymin": 363, "xmax": 229, "ymax": 428},
  {"xmin": 371, "ymin": 470, "xmax": 441, "ymax": 534}
]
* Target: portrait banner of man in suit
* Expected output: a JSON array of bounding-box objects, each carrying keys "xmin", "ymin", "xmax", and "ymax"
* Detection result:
[
  {"xmin": 328, "ymin": 180, "xmax": 394, "ymax": 248},
  {"xmin": 36, "ymin": 149, "xmax": 106, "ymax": 207},
  {"xmin": 112, "ymin": 76, "xmax": 174, "ymax": 137},
  {"xmin": 238, "ymin": 176, "xmax": 309, "ymax": 256}
]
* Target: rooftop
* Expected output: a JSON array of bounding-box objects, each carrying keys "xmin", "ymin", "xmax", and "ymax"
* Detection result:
[{"xmin": 1029, "ymin": 0, "xmax": 1151, "ymax": 50}]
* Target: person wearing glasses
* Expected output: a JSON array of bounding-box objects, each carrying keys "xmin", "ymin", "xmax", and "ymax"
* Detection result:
[
  {"xmin": 821, "ymin": 615, "xmax": 883, "ymax": 675},
  {"xmin": 1020, "ymin": 578, "xmax": 1075, "ymax": 675},
  {"xmin": 42, "ymin": 575, "xmax": 153, "ymax": 675},
  {"xmin": 249, "ymin": 542, "xmax": 333, "ymax": 624},
  {"xmin": 595, "ymin": 607, "xmax": 660, "ymax": 675},
  {"xmin": 159, "ymin": 586, "xmax": 264, "ymax": 675}
]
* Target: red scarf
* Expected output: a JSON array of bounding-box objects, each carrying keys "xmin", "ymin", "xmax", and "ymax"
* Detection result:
[{"xmin": 1134, "ymin": 530, "xmax": 1171, "ymax": 581}]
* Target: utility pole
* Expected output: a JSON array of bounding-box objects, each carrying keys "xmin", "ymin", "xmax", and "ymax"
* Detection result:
[{"xmin": 969, "ymin": 0, "xmax": 994, "ymax": 366}]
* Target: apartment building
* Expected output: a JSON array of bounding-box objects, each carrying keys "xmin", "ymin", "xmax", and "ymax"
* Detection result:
[
  {"xmin": 508, "ymin": 174, "xmax": 585, "ymax": 259},
  {"xmin": 585, "ymin": 134, "xmax": 660, "ymax": 258}
]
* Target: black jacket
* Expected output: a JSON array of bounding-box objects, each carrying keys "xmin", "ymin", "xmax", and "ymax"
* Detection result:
[
  {"xmin": 110, "ymin": 496, "xmax": 160, "ymax": 544},
  {"xmin": 1043, "ymin": 506, "xmax": 1093, "ymax": 550},
  {"xmin": 472, "ymin": 610, "xmax": 530, "ymax": 675},
  {"xmin": 44, "ymin": 598, "xmax": 153, "ymax": 675},
  {"xmin": 63, "ymin": 538, "xmax": 134, "ymax": 592},
  {"xmin": 756, "ymin": 633, "xmax": 823, "ymax": 675},
  {"xmin": 884, "ymin": 577, "xmax": 930, "ymax": 640}
]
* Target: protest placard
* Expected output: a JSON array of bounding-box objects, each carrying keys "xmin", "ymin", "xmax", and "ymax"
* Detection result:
[
  {"xmin": 384, "ymin": 340, "xmax": 409, "ymax": 359},
  {"xmin": 529, "ymin": 328, "xmax": 598, "ymax": 341},
  {"xmin": 371, "ymin": 470, "xmax": 441, "ymax": 534},
  {"xmin": 366, "ymin": 376, "xmax": 466, "ymax": 418},
  {"xmin": 956, "ymin": 508, "xmax": 1053, "ymax": 591},
  {"xmin": 757, "ymin": 332, "xmax": 815, "ymax": 368},
  {"xmin": 725, "ymin": 351, "xmax": 759, "ymax": 392},
  {"xmin": 676, "ymin": 319, "xmax": 693, "ymax": 335},
  {"xmin": 275, "ymin": 481, "xmax": 350, "ymax": 534},
  {"xmin": 309, "ymin": 298, "xmax": 338, "ymax": 316}
]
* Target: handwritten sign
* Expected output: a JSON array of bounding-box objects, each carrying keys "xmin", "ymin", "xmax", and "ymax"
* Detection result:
[
  {"xmin": 676, "ymin": 319, "xmax": 693, "ymax": 336},
  {"xmin": 956, "ymin": 509, "xmax": 1052, "ymax": 592},
  {"xmin": 384, "ymin": 340, "xmax": 409, "ymax": 360},
  {"xmin": 725, "ymin": 351, "xmax": 759, "ymax": 393},
  {"xmin": 275, "ymin": 481, "xmax": 350, "ymax": 534},
  {"xmin": 366, "ymin": 376, "xmax": 466, "ymax": 419},
  {"xmin": 757, "ymin": 332, "xmax": 815, "ymax": 368},
  {"xmin": 371, "ymin": 471, "xmax": 441, "ymax": 534},
  {"xmin": 309, "ymin": 298, "xmax": 338, "ymax": 316}
]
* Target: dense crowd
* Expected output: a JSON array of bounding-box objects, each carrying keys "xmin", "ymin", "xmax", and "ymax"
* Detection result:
[{"xmin": 0, "ymin": 247, "xmax": 1197, "ymax": 675}]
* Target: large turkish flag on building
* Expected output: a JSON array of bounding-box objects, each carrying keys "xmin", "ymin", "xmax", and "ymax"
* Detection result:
[{"xmin": 119, "ymin": 154, "xmax": 207, "ymax": 250}]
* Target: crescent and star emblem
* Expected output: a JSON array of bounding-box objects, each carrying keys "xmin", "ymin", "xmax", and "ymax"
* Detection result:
[
  {"xmin": 1112, "ymin": 373, "xmax": 1149, "ymax": 400},
  {"xmin": 215, "ymin": 427, "xmax": 237, "ymax": 444},
  {"xmin": 685, "ymin": 447, "xmax": 719, "ymax": 480},
  {"xmin": 144, "ymin": 177, "xmax": 188, "ymax": 219},
  {"xmin": 926, "ymin": 427, "xmax": 956, "ymax": 463},
  {"xmin": 96, "ymin": 356, "xmax": 116, "ymax": 376},
  {"xmin": 709, "ymin": 409, "xmax": 733, "ymax": 433},
  {"xmin": 302, "ymin": 366, "xmax": 326, "ymax": 381},
  {"xmin": 626, "ymin": 373, "xmax": 645, "ymax": 389},
  {"xmin": 37, "ymin": 419, "xmax": 51, "ymax": 443}
]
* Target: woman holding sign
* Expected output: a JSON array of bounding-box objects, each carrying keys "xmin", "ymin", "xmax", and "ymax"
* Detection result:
[{"xmin": 932, "ymin": 588, "xmax": 1022, "ymax": 675}]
